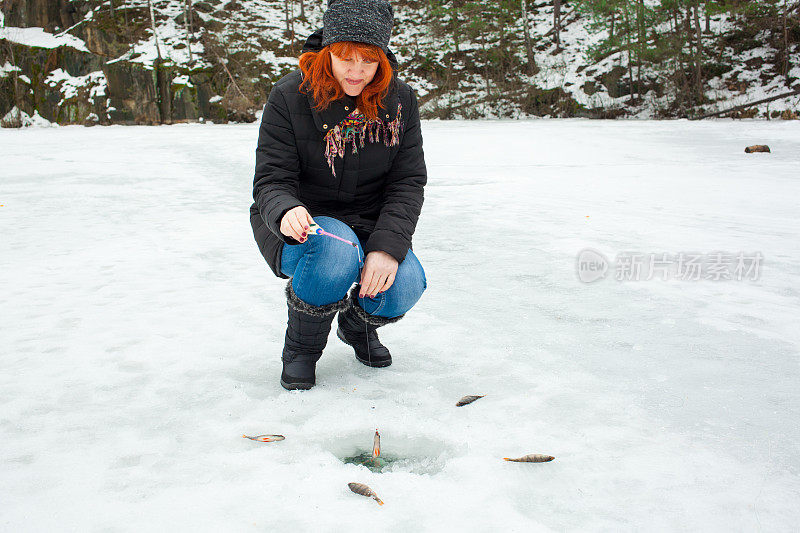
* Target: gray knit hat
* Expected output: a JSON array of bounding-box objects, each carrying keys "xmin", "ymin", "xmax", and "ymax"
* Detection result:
[{"xmin": 321, "ymin": 0, "xmax": 394, "ymax": 53}]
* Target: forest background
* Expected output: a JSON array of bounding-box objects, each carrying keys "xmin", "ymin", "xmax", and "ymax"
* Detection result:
[{"xmin": 1, "ymin": 0, "xmax": 798, "ymax": 126}]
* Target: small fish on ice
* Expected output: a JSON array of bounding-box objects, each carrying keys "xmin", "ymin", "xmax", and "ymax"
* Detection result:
[
  {"xmin": 503, "ymin": 454, "xmax": 555, "ymax": 463},
  {"xmin": 456, "ymin": 395, "xmax": 484, "ymax": 407},
  {"xmin": 348, "ymin": 482, "xmax": 384, "ymax": 505},
  {"xmin": 242, "ymin": 434, "xmax": 285, "ymax": 443}
]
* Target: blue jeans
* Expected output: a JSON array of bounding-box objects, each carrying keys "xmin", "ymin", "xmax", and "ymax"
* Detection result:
[{"xmin": 280, "ymin": 216, "xmax": 427, "ymax": 318}]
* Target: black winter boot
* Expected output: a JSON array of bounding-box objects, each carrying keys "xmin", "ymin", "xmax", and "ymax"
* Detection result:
[
  {"xmin": 281, "ymin": 281, "xmax": 349, "ymax": 390},
  {"xmin": 336, "ymin": 285, "xmax": 405, "ymax": 368}
]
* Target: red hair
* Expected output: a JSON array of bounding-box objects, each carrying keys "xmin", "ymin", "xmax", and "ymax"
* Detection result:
[{"xmin": 298, "ymin": 41, "xmax": 395, "ymax": 122}]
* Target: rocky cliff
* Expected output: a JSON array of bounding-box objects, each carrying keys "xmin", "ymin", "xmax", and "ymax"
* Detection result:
[{"xmin": 1, "ymin": 0, "xmax": 239, "ymax": 125}]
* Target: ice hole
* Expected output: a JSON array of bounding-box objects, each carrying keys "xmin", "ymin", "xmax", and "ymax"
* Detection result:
[{"xmin": 333, "ymin": 433, "xmax": 454, "ymax": 475}]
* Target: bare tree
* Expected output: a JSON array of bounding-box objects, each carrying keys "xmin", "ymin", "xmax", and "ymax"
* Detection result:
[
  {"xmin": 185, "ymin": 0, "xmax": 194, "ymax": 35},
  {"xmin": 147, "ymin": 0, "xmax": 162, "ymax": 61},
  {"xmin": 553, "ymin": 0, "xmax": 561, "ymax": 50},
  {"xmin": 783, "ymin": 0, "xmax": 789, "ymax": 81},
  {"xmin": 637, "ymin": 0, "xmax": 644, "ymax": 100},
  {"xmin": 184, "ymin": 0, "xmax": 194, "ymax": 63},
  {"xmin": 479, "ymin": 32, "xmax": 491, "ymax": 103},
  {"xmin": 692, "ymin": 3, "xmax": 703, "ymax": 98},
  {"xmin": 610, "ymin": 12, "xmax": 615, "ymax": 39},
  {"xmin": 624, "ymin": 5, "xmax": 633, "ymax": 102},
  {"xmin": 290, "ymin": 1, "xmax": 295, "ymax": 51},
  {"xmin": 4, "ymin": 41, "xmax": 22, "ymax": 108},
  {"xmin": 215, "ymin": 53, "xmax": 254, "ymax": 119},
  {"xmin": 521, "ymin": 0, "xmax": 537, "ymax": 75},
  {"xmin": 452, "ymin": 1, "xmax": 463, "ymax": 54},
  {"xmin": 284, "ymin": 0, "xmax": 296, "ymax": 54}
]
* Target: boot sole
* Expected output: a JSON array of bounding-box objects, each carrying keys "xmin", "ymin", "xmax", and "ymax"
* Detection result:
[
  {"xmin": 336, "ymin": 328, "xmax": 393, "ymax": 368},
  {"xmin": 280, "ymin": 378, "xmax": 314, "ymax": 391}
]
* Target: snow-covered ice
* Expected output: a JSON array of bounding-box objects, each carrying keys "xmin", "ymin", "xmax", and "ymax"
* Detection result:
[{"xmin": 1, "ymin": 119, "xmax": 799, "ymax": 530}]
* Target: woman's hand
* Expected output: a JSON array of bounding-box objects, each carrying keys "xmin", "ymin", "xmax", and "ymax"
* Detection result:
[
  {"xmin": 280, "ymin": 206, "xmax": 314, "ymax": 243},
  {"xmin": 360, "ymin": 251, "xmax": 399, "ymax": 298}
]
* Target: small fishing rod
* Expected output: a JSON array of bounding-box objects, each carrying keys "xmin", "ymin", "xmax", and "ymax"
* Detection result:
[
  {"xmin": 306, "ymin": 222, "xmax": 364, "ymax": 268},
  {"xmin": 306, "ymin": 223, "xmax": 358, "ymax": 247}
]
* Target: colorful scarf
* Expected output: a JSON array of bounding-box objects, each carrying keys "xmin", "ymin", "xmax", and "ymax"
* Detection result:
[{"xmin": 324, "ymin": 101, "xmax": 403, "ymax": 178}]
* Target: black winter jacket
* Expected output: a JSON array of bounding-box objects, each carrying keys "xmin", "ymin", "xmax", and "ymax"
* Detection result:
[{"xmin": 249, "ymin": 28, "xmax": 428, "ymax": 279}]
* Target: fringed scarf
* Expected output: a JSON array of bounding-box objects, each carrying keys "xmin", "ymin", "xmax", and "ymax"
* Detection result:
[{"xmin": 324, "ymin": 101, "xmax": 403, "ymax": 178}]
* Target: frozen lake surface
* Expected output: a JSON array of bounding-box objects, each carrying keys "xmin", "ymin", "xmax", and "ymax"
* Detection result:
[{"xmin": 1, "ymin": 118, "xmax": 799, "ymax": 531}]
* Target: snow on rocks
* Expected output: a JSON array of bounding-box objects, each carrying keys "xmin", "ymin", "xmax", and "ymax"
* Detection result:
[
  {"xmin": 1, "ymin": 106, "xmax": 57, "ymax": 128},
  {"xmin": 44, "ymin": 68, "xmax": 108, "ymax": 108},
  {"xmin": 171, "ymin": 74, "xmax": 193, "ymax": 87},
  {"xmin": 0, "ymin": 26, "xmax": 90, "ymax": 52},
  {"xmin": 0, "ymin": 61, "xmax": 22, "ymax": 78}
]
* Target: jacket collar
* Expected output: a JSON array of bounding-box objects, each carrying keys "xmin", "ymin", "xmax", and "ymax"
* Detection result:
[{"xmin": 299, "ymin": 27, "xmax": 401, "ymax": 133}]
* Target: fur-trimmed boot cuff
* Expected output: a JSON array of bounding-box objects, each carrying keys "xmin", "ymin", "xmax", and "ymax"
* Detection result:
[
  {"xmin": 285, "ymin": 280, "xmax": 350, "ymax": 316},
  {"xmin": 336, "ymin": 285, "xmax": 402, "ymax": 368},
  {"xmin": 345, "ymin": 285, "xmax": 406, "ymax": 326}
]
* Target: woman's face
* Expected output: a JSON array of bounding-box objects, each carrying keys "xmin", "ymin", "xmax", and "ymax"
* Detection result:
[{"xmin": 329, "ymin": 49, "xmax": 379, "ymax": 97}]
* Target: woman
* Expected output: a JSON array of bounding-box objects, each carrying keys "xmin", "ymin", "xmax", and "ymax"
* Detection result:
[{"xmin": 249, "ymin": 0, "xmax": 428, "ymax": 391}]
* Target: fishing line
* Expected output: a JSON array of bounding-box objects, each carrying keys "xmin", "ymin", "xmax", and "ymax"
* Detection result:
[
  {"xmin": 308, "ymin": 223, "xmax": 378, "ymax": 416},
  {"xmin": 307, "ymin": 222, "xmax": 371, "ymax": 365}
]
